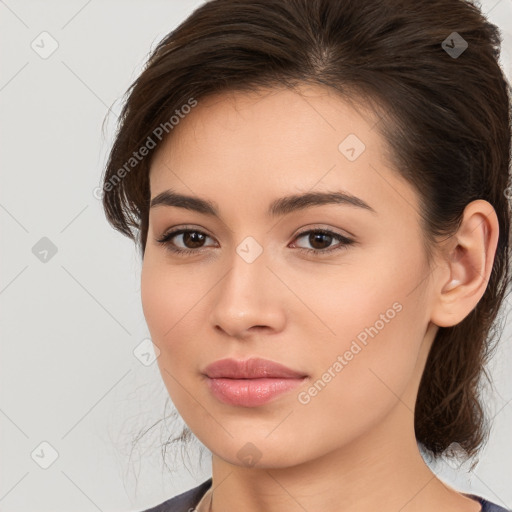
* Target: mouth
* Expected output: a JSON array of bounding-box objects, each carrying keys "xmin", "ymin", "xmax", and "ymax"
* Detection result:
[
  {"xmin": 205, "ymin": 376, "xmax": 308, "ymax": 407},
  {"xmin": 202, "ymin": 357, "xmax": 309, "ymax": 407},
  {"xmin": 202, "ymin": 356, "xmax": 308, "ymax": 379}
]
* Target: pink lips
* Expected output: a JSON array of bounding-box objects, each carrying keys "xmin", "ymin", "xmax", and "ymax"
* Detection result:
[{"xmin": 202, "ymin": 357, "xmax": 308, "ymax": 407}]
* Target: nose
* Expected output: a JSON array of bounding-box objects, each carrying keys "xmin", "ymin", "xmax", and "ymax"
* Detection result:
[{"xmin": 209, "ymin": 247, "xmax": 286, "ymax": 339}]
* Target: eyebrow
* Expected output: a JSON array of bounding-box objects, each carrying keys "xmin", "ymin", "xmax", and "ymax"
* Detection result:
[{"xmin": 150, "ymin": 188, "xmax": 376, "ymax": 217}]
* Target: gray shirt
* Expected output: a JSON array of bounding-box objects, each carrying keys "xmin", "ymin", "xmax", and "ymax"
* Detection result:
[{"xmin": 141, "ymin": 478, "xmax": 511, "ymax": 512}]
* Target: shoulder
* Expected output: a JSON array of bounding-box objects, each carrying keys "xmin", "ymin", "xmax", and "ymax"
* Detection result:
[
  {"xmin": 139, "ymin": 478, "xmax": 213, "ymax": 512},
  {"xmin": 137, "ymin": 483, "xmax": 511, "ymax": 512},
  {"xmin": 466, "ymin": 494, "xmax": 511, "ymax": 512}
]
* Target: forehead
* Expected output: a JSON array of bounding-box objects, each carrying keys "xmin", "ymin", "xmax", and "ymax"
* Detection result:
[
  {"xmin": 152, "ymin": 85, "xmax": 379, "ymax": 165},
  {"xmin": 148, "ymin": 85, "xmax": 420, "ymax": 223}
]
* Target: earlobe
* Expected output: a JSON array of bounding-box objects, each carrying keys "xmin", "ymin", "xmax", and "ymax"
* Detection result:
[{"xmin": 430, "ymin": 200, "xmax": 499, "ymax": 328}]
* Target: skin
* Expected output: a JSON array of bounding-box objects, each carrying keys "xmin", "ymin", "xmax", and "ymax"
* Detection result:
[{"xmin": 140, "ymin": 84, "xmax": 499, "ymax": 512}]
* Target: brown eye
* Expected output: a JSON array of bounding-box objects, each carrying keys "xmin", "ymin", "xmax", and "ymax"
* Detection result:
[
  {"xmin": 307, "ymin": 231, "xmax": 334, "ymax": 250},
  {"xmin": 180, "ymin": 231, "xmax": 207, "ymax": 249},
  {"xmin": 156, "ymin": 227, "xmax": 354, "ymax": 257},
  {"xmin": 291, "ymin": 229, "xmax": 355, "ymax": 257},
  {"xmin": 156, "ymin": 228, "xmax": 215, "ymax": 255}
]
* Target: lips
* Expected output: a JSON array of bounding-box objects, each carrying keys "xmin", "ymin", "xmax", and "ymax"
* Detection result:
[
  {"xmin": 202, "ymin": 357, "xmax": 309, "ymax": 407},
  {"xmin": 202, "ymin": 357, "xmax": 308, "ymax": 379}
]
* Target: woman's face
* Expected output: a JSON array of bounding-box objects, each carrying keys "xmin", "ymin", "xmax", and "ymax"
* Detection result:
[{"xmin": 141, "ymin": 85, "xmax": 438, "ymax": 468}]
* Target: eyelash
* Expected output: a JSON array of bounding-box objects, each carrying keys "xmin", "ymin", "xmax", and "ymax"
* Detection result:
[{"xmin": 155, "ymin": 226, "xmax": 355, "ymax": 257}]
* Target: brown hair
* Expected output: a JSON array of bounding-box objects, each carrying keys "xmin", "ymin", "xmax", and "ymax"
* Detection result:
[{"xmin": 101, "ymin": 0, "xmax": 512, "ymax": 462}]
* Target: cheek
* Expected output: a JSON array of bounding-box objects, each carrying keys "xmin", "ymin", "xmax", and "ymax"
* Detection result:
[
  {"xmin": 317, "ymin": 237, "xmax": 428, "ymax": 352},
  {"xmin": 140, "ymin": 255, "xmax": 214, "ymax": 391},
  {"xmin": 140, "ymin": 258, "xmax": 200, "ymax": 409},
  {"xmin": 140, "ymin": 256, "xmax": 205, "ymax": 343},
  {"xmin": 291, "ymin": 300, "xmax": 423, "ymax": 459},
  {"xmin": 140, "ymin": 261, "xmax": 168, "ymax": 343},
  {"xmin": 297, "ymin": 251, "xmax": 427, "ymax": 421}
]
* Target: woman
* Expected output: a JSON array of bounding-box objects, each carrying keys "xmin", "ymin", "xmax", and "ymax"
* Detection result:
[{"xmin": 101, "ymin": 0, "xmax": 512, "ymax": 510}]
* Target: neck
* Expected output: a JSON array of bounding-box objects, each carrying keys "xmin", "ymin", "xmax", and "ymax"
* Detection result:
[{"xmin": 208, "ymin": 401, "xmax": 479, "ymax": 512}]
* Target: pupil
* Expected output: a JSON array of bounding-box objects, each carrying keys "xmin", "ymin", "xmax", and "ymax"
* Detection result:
[
  {"xmin": 310, "ymin": 232, "xmax": 332, "ymax": 249},
  {"xmin": 184, "ymin": 232, "xmax": 205, "ymax": 248}
]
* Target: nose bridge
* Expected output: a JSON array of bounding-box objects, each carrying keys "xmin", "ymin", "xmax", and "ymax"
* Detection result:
[{"xmin": 210, "ymin": 235, "xmax": 283, "ymax": 335}]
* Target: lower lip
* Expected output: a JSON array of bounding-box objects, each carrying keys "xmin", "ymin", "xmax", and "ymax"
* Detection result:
[{"xmin": 206, "ymin": 377, "xmax": 307, "ymax": 407}]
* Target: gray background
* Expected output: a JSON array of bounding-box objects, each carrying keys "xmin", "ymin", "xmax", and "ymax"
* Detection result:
[{"xmin": 1, "ymin": 1, "xmax": 511, "ymax": 511}]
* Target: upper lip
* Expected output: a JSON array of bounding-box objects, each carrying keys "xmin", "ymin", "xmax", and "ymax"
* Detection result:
[{"xmin": 203, "ymin": 357, "xmax": 308, "ymax": 379}]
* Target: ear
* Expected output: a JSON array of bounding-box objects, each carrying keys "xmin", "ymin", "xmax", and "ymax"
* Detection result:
[{"xmin": 430, "ymin": 199, "xmax": 499, "ymax": 328}]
